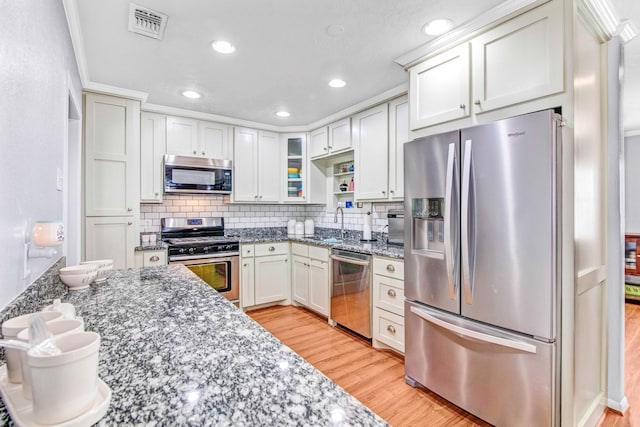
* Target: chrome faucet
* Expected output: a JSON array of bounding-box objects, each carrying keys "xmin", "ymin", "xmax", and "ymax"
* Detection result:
[{"xmin": 334, "ymin": 206, "xmax": 345, "ymax": 240}]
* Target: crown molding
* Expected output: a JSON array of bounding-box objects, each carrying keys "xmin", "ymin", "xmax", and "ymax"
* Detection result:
[
  {"xmin": 84, "ymin": 82, "xmax": 149, "ymax": 102},
  {"xmin": 394, "ymin": 0, "xmax": 547, "ymax": 69},
  {"xmin": 626, "ymin": 129, "xmax": 640, "ymax": 137},
  {"xmin": 577, "ymin": 0, "xmax": 638, "ymax": 43}
]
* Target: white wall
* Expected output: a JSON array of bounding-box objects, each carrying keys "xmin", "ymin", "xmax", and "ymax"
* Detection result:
[
  {"xmin": 625, "ymin": 134, "xmax": 640, "ymax": 232},
  {"xmin": 0, "ymin": 0, "xmax": 81, "ymax": 309}
]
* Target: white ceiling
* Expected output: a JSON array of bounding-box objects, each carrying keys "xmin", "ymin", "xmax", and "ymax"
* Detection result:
[{"xmin": 73, "ymin": 0, "xmax": 640, "ymax": 130}]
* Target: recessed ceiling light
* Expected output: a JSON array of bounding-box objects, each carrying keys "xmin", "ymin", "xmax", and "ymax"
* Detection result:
[
  {"xmin": 276, "ymin": 111, "xmax": 290, "ymax": 117},
  {"xmin": 211, "ymin": 40, "xmax": 236, "ymax": 54},
  {"xmin": 328, "ymin": 79, "xmax": 346, "ymax": 88},
  {"xmin": 422, "ymin": 19, "xmax": 453, "ymax": 36},
  {"xmin": 182, "ymin": 90, "xmax": 201, "ymax": 99}
]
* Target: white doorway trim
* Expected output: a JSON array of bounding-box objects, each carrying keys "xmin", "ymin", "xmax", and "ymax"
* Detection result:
[{"xmin": 64, "ymin": 72, "xmax": 82, "ymax": 265}]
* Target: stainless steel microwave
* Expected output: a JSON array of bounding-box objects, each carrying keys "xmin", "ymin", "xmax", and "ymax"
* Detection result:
[{"xmin": 164, "ymin": 155, "xmax": 232, "ymax": 195}]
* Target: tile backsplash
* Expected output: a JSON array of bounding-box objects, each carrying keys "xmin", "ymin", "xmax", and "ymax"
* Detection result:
[{"xmin": 141, "ymin": 195, "xmax": 402, "ymax": 234}]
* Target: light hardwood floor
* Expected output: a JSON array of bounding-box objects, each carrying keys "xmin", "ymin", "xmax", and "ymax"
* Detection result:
[{"xmin": 250, "ymin": 303, "xmax": 640, "ymax": 427}]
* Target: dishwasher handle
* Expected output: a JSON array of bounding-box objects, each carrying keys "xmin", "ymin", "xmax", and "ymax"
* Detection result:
[{"xmin": 330, "ymin": 254, "xmax": 371, "ymax": 266}]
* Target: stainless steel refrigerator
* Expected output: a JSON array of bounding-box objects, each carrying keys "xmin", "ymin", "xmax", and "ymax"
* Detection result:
[{"xmin": 404, "ymin": 110, "xmax": 561, "ymax": 426}]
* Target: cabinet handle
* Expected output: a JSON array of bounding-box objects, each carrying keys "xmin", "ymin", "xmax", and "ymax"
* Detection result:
[
  {"xmin": 390, "ymin": 190, "xmax": 394, "ymax": 194},
  {"xmin": 128, "ymin": 222, "xmax": 133, "ymax": 226},
  {"xmin": 269, "ymin": 246, "xmax": 275, "ymax": 251},
  {"xmin": 382, "ymin": 190, "xmax": 386, "ymax": 195},
  {"xmin": 387, "ymin": 289, "xmax": 396, "ymax": 298},
  {"xmin": 259, "ymin": 195, "xmax": 263, "ymax": 200},
  {"xmin": 193, "ymin": 150, "xmax": 197, "ymax": 155},
  {"xmin": 127, "ymin": 207, "xmax": 132, "ymax": 212},
  {"xmin": 387, "ymin": 325, "xmax": 396, "ymax": 334},
  {"xmin": 202, "ymin": 151, "xmax": 205, "ymax": 156},
  {"xmin": 323, "ymin": 147, "xmax": 328, "ymax": 151},
  {"xmin": 243, "ymin": 263, "xmax": 248, "ymax": 267},
  {"xmin": 474, "ymin": 100, "xmax": 481, "ymax": 106},
  {"xmin": 328, "ymin": 146, "xmax": 333, "ymax": 150},
  {"xmin": 247, "ymin": 249, "xmax": 252, "ymax": 253},
  {"xmin": 459, "ymin": 104, "xmax": 466, "ymax": 110},
  {"xmin": 284, "ymin": 259, "xmax": 288, "ymax": 263},
  {"xmin": 149, "ymin": 255, "xmax": 159, "ymax": 262},
  {"xmin": 155, "ymin": 192, "xmax": 159, "ymax": 196},
  {"xmin": 386, "ymin": 264, "xmax": 395, "ymax": 272},
  {"xmin": 254, "ymin": 195, "xmax": 258, "ymax": 200}
]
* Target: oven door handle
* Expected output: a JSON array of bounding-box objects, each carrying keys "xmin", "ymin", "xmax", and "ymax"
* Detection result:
[
  {"xmin": 169, "ymin": 252, "xmax": 239, "ymax": 263},
  {"xmin": 330, "ymin": 255, "xmax": 370, "ymax": 266}
]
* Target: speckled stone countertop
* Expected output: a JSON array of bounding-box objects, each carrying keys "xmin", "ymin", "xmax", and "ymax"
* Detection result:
[
  {"xmin": 0, "ymin": 260, "xmax": 389, "ymax": 426},
  {"xmin": 227, "ymin": 227, "xmax": 404, "ymax": 259}
]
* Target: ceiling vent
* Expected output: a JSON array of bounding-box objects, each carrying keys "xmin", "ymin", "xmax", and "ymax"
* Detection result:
[{"xmin": 128, "ymin": 3, "xmax": 168, "ymax": 40}]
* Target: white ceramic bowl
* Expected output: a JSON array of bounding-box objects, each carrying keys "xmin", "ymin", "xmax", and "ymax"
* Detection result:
[
  {"xmin": 59, "ymin": 271, "xmax": 97, "ymax": 290},
  {"xmin": 59, "ymin": 265, "xmax": 97, "ymax": 276},
  {"xmin": 80, "ymin": 259, "xmax": 113, "ymax": 283}
]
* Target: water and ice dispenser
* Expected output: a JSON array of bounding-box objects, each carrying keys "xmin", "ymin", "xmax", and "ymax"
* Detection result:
[{"xmin": 412, "ymin": 197, "xmax": 444, "ymax": 253}]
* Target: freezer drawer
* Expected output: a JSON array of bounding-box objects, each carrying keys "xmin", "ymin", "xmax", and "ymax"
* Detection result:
[{"xmin": 405, "ymin": 301, "xmax": 557, "ymax": 426}]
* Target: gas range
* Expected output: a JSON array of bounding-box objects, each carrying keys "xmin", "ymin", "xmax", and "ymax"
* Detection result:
[{"xmin": 161, "ymin": 217, "xmax": 239, "ymax": 260}]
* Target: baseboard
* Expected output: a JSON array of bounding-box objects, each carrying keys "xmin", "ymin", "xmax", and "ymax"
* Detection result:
[{"xmin": 607, "ymin": 396, "xmax": 629, "ymax": 414}]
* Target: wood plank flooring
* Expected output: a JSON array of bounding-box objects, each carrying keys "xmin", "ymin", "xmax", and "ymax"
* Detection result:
[
  {"xmin": 249, "ymin": 305, "xmax": 489, "ymax": 427},
  {"xmin": 252, "ymin": 304, "xmax": 640, "ymax": 426}
]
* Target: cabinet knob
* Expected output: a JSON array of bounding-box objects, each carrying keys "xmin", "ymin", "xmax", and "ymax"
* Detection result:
[
  {"xmin": 149, "ymin": 255, "xmax": 159, "ymax": 262},
  {"xmin": 247, "ymin": 249, "xmax": 252, "ymax": 253},
  {"xmin": 386, "ymin": 264, "xmax": 395, "ymax": 272},
  {"xmin": 155, "ymin": 192, "xmax": 159, "ymax": 196},
  {"xmin": 202, "ymin": 151, "xmax": 205, "ymax": 156},
  {"xmin": 474, "ymin": 100, "xmax": 481, "ymax": 106},
  {"xmin": 254, "ymin": 195, "xmax": 258, "ymax": 200},
  {"xmin": 328, "ymin": 146, "xmax": 332, "ymax": 150},
  {"xmin": 259, "ymin": 195, "xmax": 263, "ymax": 200},
  {"xmin": 387, "ymin": 289, "xmax": 397, "ymax": 298},
  {"xmin": 243, "ymin": 263, "xmax": 248, "ymax": 267},
  {"xmin": 128, "ymin": 222, "xmax": 133, "ymax": 226},
  {"xmin": 382, "ymin": 190, "xmax": 386, "ymax": 195},
  {"xmin": 127, "ymin": 207, "xmax": 132, "ymax": 212},
  {"xmin": 284, "ymin": 259, "xmax": 288, "ymax": 263},
  {"xmin": 459, "ymin": 104, "xmax": 466, "ymax": 110},
  {"xmin": 193, "ymin": 150, "xmax": 197, "ymax": 155},
  {"xmin": 323, "ymin": 147, "xmax": 328, "ymax": 151},
  {"xmin": 387, "ymin": 325, "xmax": 396, "ymax": 334},
  {"xmin": 390, "ymin": 190, "xmax": 394, "ymax": 194},
  {"xmin": 269, "ymin": 246, "xmax": 275, "ymax": 251}
]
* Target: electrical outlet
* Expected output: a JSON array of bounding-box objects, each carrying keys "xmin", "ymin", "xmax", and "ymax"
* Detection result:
[
  {"xmin": 56, "ymin": 168, "xmax": 63, "ymax": 191},
  {"xmin": 23, "ymin": 243, "xmax": 30, "ymax": 279}
]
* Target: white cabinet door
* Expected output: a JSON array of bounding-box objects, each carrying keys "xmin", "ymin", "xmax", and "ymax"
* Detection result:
[
  {"xmin": 471, "ymin": 0, "xmax": 563, "ymax": 114},
  {"xmin": 308, "ymin": 258, "xmax": 329, "ymax": 316},
  {"xmin": 85, "ymin": 216, "xmax": 137, "ymax": 269},
  {"xmin": 84, "ymin": 93, "xmax": 139, "ymax": 217},
  {"xmin": 409, "ymin": 43, "xmax": 470, "ymax": 130},
  {"xmin": 257, "ymin": 131, "xmax": 281, "ymax": 202},
  {"xmin": 241, "ymin": 257, "xmax": 255, "ymax": 308},
  {"xmin": 292, "ymin": 255, "xmax": 310, "ymax": 306},
  {"xmin": 233, "ymin": 127, "xmax": 258, "ymax": 202},
  {"xmin": 328, "ymin": 118, "xmax": 352, "ymax": 153},
  {"xmin": 198, "ymin": 121, "xmax": 230, "ymax": 159},
  {"xmin": 140, "ymin": 112, "xmax": 166, "ymax": 203},
  {"xmin": 166, "ymin": 116, "xmax": 198, "ymax": 156},
  {"xmin": 309, "ymin": 127, "xmax": 328, "ymax": 158},
  {"xmin": 254, "ymin": 254, "xmax": 289, "ymax": 305},
  {"xmin": 354, "ymin": 104, "xmax": 389, "ymax": 200},
  {"xmin": 388, "ymin": 96, "xmax": 409, "ymax": 199}
]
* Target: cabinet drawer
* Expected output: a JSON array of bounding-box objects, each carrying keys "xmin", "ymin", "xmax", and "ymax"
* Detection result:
[
  {"xmin": 143, "ymin": 250, "xmax": 166, "ymax": 267},
  {"xmin": 308, "ymin": 245, "xmax": 329, "ymax": 262},
  {"xmin": 373, "ymin": 275, "xmax": 404, "ymax": 316},
  {"xmin": 373, "ymin": 309, "xmax": 405, "ymax": 353},
  {"xmin": 373, "ymin": 257, "xmax": 404, "ymax": 280},
  {"xmin": 255, "ymin": 242, "xmax": 289, "ymax": 257},
  {"xmin": 241, "ymin": 245, "xmax": 255, "ymax": 258},
  {"xmin": 291, "ymin": 243, "xmax": 308, "ymax": 257}
]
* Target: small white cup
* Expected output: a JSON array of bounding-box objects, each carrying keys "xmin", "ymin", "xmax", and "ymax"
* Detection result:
[
  {"xmin": 1, "ymin": 311, "xmax": 64, "ymax": 383},
  {"xmin": 141, "ymin": 234, "xmax": 150, "ymax": 245},
  {"xmin": 149, "ymin": 234, "xmax": 157, "ymax": 244},
  {"xmin": 28, "ymin": 332, "xmax": 100, "ymax": 424}
]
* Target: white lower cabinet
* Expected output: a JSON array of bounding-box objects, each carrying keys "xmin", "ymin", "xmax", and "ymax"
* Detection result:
[
  {"xmin": 291, "ymin": 243, "xmax": 330, "ymax": 317},
  {"xmin": 372, "ymin": 257, "xmax": 405, "ymax": 353},
  {"xmin": 134, "ymin": 249, "xmax": 167, "ymax": 267},
  {"xmin": 85, "ymin": 217, "xmax": 138, "ymax": 270},
  {"xmin": 241, "ymin": 243, "xmax": 290, "ymax": 309}
]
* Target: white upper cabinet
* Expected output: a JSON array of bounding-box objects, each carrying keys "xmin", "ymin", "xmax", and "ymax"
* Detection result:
[
  {"xmin": 471, "ymin": 0, "xmax": 563, "ymax": 114},
  {"xmin": 409, "ymin": 43, "xmax": 470, "ymax": 130},
  {"xmin": 167, "ymin": 116, "xmax": 231, "ymax": 159},
  {"xmin": 408, "ymin": 0, "xmax": 563, "ymax": 130},
  {"xmin": 166, "ymin": 116, "xmax": 198, "ymax": 156},
  {"xmin": 84, "ymin": 93, "xmax": 139, "ymax": 217},
  {"xmin": 140, "ymin": 112, "xmax": 166, "ymax": 203},
  {"xmin": 310, "ymin": 118, "xmax": 352, "ymax": 159},
  {"xmin": 388, "ymin": 96, "xmax": 409, "ymax": 199},
  {"xmin": 198, "ymin": 121, "xmax": 231, "ymax": 159},
  {"xmin": 354, "ymin": 104, "xmax": 390, "ymax": 200},
  {"xmin": 233, "ymin": 128, "xmax": 280, "ymax": 202}
]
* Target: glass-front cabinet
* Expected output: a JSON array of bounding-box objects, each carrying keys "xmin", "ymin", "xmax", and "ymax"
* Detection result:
[
  {"xmin": 284, "ymin": 134, "xmax": 306, "ymax": 202},
  {"xmin": 625, "ymin": 234, "xmax": 640, "ymax": 301}
]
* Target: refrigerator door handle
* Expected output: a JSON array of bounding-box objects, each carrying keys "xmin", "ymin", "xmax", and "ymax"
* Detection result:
[
  {"xmin": 410, "ymin": 306, "xmax": 537, "ymax": 354},
  {"xmin": 444, "ymin": 143, "xmax": 457, "ymax": 300},
  {"xmin": 461, "ymin": 139, "xmax": 474, "ymax": 304}
]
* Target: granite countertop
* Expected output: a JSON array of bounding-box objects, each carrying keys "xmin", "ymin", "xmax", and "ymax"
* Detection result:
[
  {"xmin": 227, "ymin": 228, "xmax": 405, "ymax": 259},
  {"xmin": 0, "ymin": 261, "xmax": 388, "ymax": 426}
]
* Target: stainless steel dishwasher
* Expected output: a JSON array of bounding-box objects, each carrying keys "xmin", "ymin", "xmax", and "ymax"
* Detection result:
[{"xmin": 329, "ymin": 249, "xmax": 372, "ymax": 338}]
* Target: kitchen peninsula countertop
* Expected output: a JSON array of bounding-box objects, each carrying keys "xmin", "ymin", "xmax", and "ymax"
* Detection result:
[
  {"xmin": 0, "ymin": 261, "xmax": 388, "ymax": 426},
  {"xmin": 228, "ymin": 227, "xmax": 405, "ymax": 259}
]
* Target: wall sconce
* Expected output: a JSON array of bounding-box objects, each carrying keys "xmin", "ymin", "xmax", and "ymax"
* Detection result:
[{"xmin": 28, "ymin": 221, "xmax": 64, "ymax": 258}]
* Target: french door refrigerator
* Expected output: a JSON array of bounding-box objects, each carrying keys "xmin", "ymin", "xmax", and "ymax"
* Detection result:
[{"xmin": 404, "ymin": 109, "xmax": 561, "ymax": 426}]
